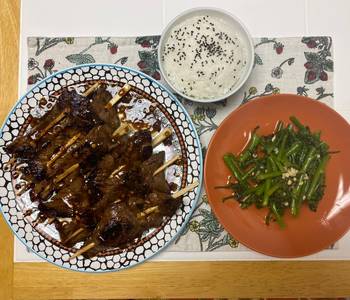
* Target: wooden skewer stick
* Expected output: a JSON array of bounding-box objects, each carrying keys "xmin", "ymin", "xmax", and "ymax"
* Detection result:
[
  {"xmin": 47, "ymin": 133, "xmax": 81, "ymax": 168},
  {"xmin": 152, "ymin": 127, "xmax": 172, "ymax": 148},
  {"xmin": 34, "ymin": 111, "xmax": 67, "ymax": 141},
  {"xmin": 16, "ymin": 183, "xmax": 29, "ymax": 196},
  {"xmin": 70, "ymin": 242, "xmax": 96, "ymax": 261},
  {"xmin": 82, "ymin": 82, "xmax": 100, "ymax": 97},
  {"xmin": 4, "ymin": 157, "xmax": 16, "ymax": 170},
  {"xmin": 137, "ymin": 206, "xmax": 159, "ymax": 219},
  {"xmin": 62, "ymin": 227, "xmax": 84, "ymax": 244},
  {"xmin": 32, "ymin": 218, "xmax": 41, "ymax": 228},
  {"xmin": 153, "ymin": 154, "xmax": 181, "ymax": 176},
  {"xmin": 112, "ymin": 122, "xmax": 130, "ymax": 137},
  {"xmin": 41, "ymin": 163, "xmax": 79, "ymax": 196},
  {"xmin": 171, "ymin": 181, "xmax": 199, "ymax": 199},
  {"xmin": 109, "ymin": 164, "xmax": 126, "ymax": 178},
  {"xmin": 109, "ymin": 127, "xmax": 172, "ymax": 178},
  {"xmin": 54, "ymin": 163, "xmax": 80, "ymax": 184},
  {"xmin": 105, "ymin": 84, "xmax": 132, "ymax": 109},
  {"xmin": 47, "ymin": 217, "xmax": 55, "ymax": 225}
]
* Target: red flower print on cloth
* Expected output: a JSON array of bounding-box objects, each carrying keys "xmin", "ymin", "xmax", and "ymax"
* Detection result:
[
  {"xmin": 273, "ymin": 42, "xmax": 284, "ymax": 54},
  {"xmin": 43, "ymin": 59, "xmax": 55, "ymax": 70},
  {"xmin": 27, "ymin": 74, "xmax": 39, "ymax": 85},
  {"xmin": 307, "ymin": 39, "xmax": 317, "ymax": 48},
  {"xmin": 152, "ymin": 71, "xmax": 161, "ymax": 80},
  {"xmin": 141, "ymin": 40, "xmax": 151, "ymax": 48},
  {"xmin": 137, "ymin": 61, "xmax": 146, "ymax": 69},
  {"xmin": 108, "ymin": 43, "xmax": 118, "ymax": 54}
]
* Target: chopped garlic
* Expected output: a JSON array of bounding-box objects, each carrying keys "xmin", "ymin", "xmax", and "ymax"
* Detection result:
[{"xmin": 282, "ymin": 167, "xmax": 299, "ymax": 179}]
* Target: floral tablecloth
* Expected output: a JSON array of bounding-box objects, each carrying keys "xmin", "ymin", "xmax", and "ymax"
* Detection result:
[{"xmin": 24, "ymin": 35, "xmax": 334, "ymax": 254}]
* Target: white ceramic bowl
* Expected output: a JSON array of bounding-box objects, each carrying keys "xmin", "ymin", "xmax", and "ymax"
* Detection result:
[{"xmin": 158, "ymin": 7, "xmax": 254, "ymax": 103}]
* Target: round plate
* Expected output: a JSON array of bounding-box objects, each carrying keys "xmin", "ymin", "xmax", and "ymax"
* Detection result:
[
  {"xmin": 205, "ymin": 94, "xmax": 350, "ymax": 258},
  {"xmin": 0, "ymin": 64, "xmax": 202, "ymax": 272}
]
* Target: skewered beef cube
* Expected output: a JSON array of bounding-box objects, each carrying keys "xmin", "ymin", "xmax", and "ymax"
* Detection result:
[
  {"xmin": 148, "ymin": 191, "xmax": 181, "ymax": 217},
  {"xmin": 89, "ymin": 86, "xmax": 120, "ymax": 129},
  {"xmin": 93, "ymin": 176, "xmax": 127, "ymax": 215},
  {"xmin": 57, "ymin": 219, "xmax": 92, "ymax": 248},
  {"xmin": 5, "ymin": 135, "xmax": 36, "ymax": 159},
  {"xmin": 127, "ymin": 130, "xmax": 153, "ymax": 161},
  {"xmin": 38, "ymin": 194, "xmax": 74, "ymax": 218},
  {"xmin": 83, "ymin": 202, "xmax": 144, "ymax": 258},
  {"xmin": 92, "ymin": 154, "xmax": 118, "ymax": 188},
  {"xmin": 141, "ymin": 151, "xmax": 170, "ymax": 193},
  {"xmin": 22, "ymin": 159, "xmax": 46, "ymax": 181},
  {"xmin": 58, "ymin": 88, "xmax": 99, "ymax": 130},
  {"xmin": 82, "ymin": 124, "xmax": 114, "ymax": 153},
  {"xmin": 127, "ymin": 196, "xmax": 145, "ymax": 210}
]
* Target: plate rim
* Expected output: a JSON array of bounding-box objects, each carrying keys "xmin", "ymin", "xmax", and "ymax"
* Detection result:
[
  {"xmin": 204, "ymin": 93, "xmax": 350, "ymax": 258},
  {"xmin": 0, "ymin": 63, "xmax": 203, "ymax": 273}
]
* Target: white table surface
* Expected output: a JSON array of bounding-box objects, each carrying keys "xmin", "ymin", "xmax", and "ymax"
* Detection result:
[{"xmin": 16, "ymin": 0, "xmax": 350, "ymax": 262}]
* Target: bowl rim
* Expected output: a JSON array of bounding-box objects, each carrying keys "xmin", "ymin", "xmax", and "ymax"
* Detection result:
[{"xmin": 158, "ymin": 6, "xmax": 255, "ymax": 103}]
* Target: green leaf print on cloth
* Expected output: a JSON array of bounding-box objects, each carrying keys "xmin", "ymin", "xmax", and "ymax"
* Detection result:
[{"xmin": 66, "ymin": 53, "xmax": 95, "ymax": 64}]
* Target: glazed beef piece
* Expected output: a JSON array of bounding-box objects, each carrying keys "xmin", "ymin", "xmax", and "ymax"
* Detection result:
[
  {"xmin": 141, "ymin": 151, "xmax": 170, "ymax": 193},
  {"xmin": 89, "ymin": 86, "xmax": 120, "ymax": 129},
  {"xmin": 146, "ymin": 190, "xmax": 181, "ymax": 223},
  {"xmin": 83, "ymin": 202, "xmax": 145, "ymax": 258},
  {"xmin": 148, "ymin": 191, "xmax": 181, "ymax": 216},
  {"xmin": 82, "ymin": 124, "xmax": 114, "ymax": 154},
  {"xmin": 69, "ymin": 92, "xmax": 97, "ymax": 130},
  {"xmin": 141, "ymin": 151, "xmax": 165, "ymax": 174},
  {"xmin": 93, "ymin": 177, "xmax": 126, "ymax": 215},
  {"xmin": 127, "ymin": 130, "xmax": 153, "ymax": 162},
  {"xmin": 38, "ymin": 194, "xmax": 74, "ymax": 218},
  {"xmin": 57, "ymin": 89, "xmax": 98, "ymax": 130},
  {"xmin": 89, "ymin": 154, "xmax": 117, "ymax": 191},
  {"xmin": 38, "ymin": 171, "xmax": 94, "ymax": 220},
  {"xmin": 5, "ymin": 135, "xmax": 36, "ymax": 159},
  {"xmin": 47, "ymin": 124, "xmax": 115, "ymax": 176},
  {"xmin": 36, "ymin": 124, "xmax": 81, "ymax": 166},
  {"xmin": 57, "ymin": 219, "xmax": 93, "ymax": 248},
  {"xmin": 22, "ymin": 159, "xmax": 46, "ymax": 181}
]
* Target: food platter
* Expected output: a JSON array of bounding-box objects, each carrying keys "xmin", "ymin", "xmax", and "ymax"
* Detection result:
[
  {"xmin": 205, "ymin": 94, "xmax": 350, "ymax": 258},
  {"xmin": 0, "ymin": 64, "xmax": 202, "ymax": 272}
]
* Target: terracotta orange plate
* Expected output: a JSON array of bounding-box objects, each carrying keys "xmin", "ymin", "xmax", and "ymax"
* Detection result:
[{"xmin": 205, "ymin": 94, "xmax": 350, "ymax": 258}]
